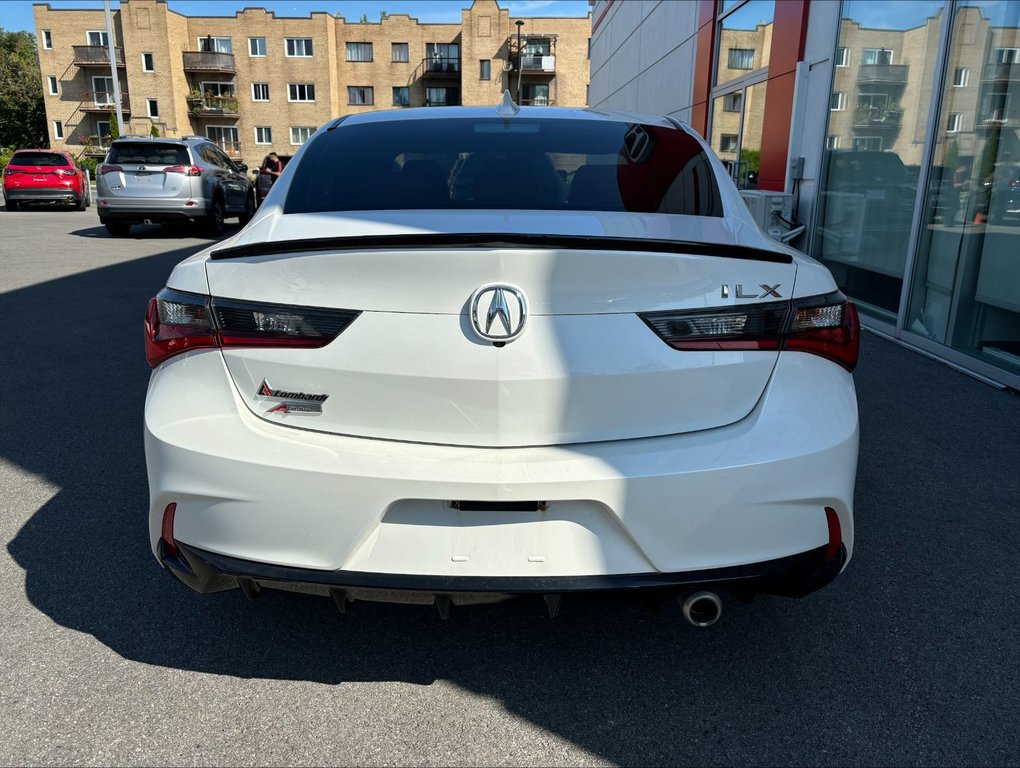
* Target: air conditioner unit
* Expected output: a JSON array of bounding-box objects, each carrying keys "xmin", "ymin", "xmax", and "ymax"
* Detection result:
[{"xmin": 739, "ymin": 190, "xmax": 794, "ymax": 241}]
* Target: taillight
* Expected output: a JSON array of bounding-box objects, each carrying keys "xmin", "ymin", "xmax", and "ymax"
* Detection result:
[
  {"xmin": 54, "ymin": 168, "xmax": 77, "ymax": 177},
  {"xmin": 164, "ymin": 165, "xmax": 203, "ymax": 177},
  {"xmin": 641, "ymin": 291, "xmax": 860, "ymax": 371},
  {"xmin": 98, "ymin": 164, "xmax": 123, "ymax": 174},
  {"xmin": 144, "ymin": 288, "xmax": 359, "ymax": 368},
  {"xmin": 3, "ymin": 168, "xmax": 22, "ymax": 176}
]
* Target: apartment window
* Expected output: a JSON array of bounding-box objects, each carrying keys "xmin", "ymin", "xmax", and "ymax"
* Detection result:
[
  {"xmin": 982, "ymin": 91, "xmax": 1009, "ymax": 123},
  {"xmin": 852, "ymin": 137, "xmax": 882, "ymax": 151},
  {"xmin": 825, "ymin": 135, "xmax": 840, "ymax": 149},
  {"xmin": 953, "ymin": 67, "xmax": 969, "ymax": 87},
  {"xmin": 286, "ymin": 38, "xmax": 313, "ymax": 57},
  {"xmin": 288, "ymin": 83, "xmax": 316, "ymax": 102},
  {"xmin": 426, "ymin": 43, "xmax": 459, "ymax": 72},
  {"xmin": 53, "ymin": 120, "xmax": 63, "ymax": 140},
  {"xmin": 198, "ymin": 36, "xmax": 232, "ymax": 54},
  {"xmin": 727, "ymin": 48, "xmax": 754, "ymax": 70},
  {"xmin": 254, "ymin": 126, "xmax": 272, "ymax": 145},
  {"xmin": 830, "ymin": 92, "xmax": 846, "ymax": 111},
  {"xmin": 835, "ymin": 47, "xmax": 849, "ymax": 67},
  {"xmin": 146, "ymin": 98, "xmax": 159, "ymax": 118},
  {"xmin": 991, "ymin": 47, "xmax": 1019, "ymax": 65},
  {"xmin": 946, "ymin": 112, "xmax": 963, "ymax": 133},
  {"xmin": 252, "ymin": 82, "xmax": 269, "ymax": 101},
  {"xmin": 203, "ymin": 82, "xmax": 235, "ymax": 97},
  {"xmin": 479, "ymin": 59, "xmax": 491, "ymax": 80},
  {"xmin": 141, "ymin": 52, "xmax": 154, "ymax": 72},
  {"xmin": 425, "ymin": 86, "xmax": 459, "ymax": 106},
  {"xmin": 587, "ymin": 37, "xmax": 591, "ymax": 59},
  {"xmin": 392, "ymin": 86, "xmax": 410, "ymax": 106},
  {"xmin": 722, "ymin": 92, "xmax": 741, "ymax": 112},
  {"xmin": 87, "ymin": 30, "xmax": 109, "ymax": 46},
  {"xmin": 290, "ymin": 126, "xmax": 315, "ymax": 145},
  {"xmin": 249, "ymin": 37, "xmax": 266, "ymax": 57},
  {"xmin": 719, "ymin": 134, "xmax": 738, "ymax": 153},
  {"xmin": 861, "ymin": 48, "xmax": 893, "ymax": 66},
  {"xmin": 346, "ymin": 42, "xmax": 373, "ymax": 62},
  {"xmin": 47, "ymin": 76, "xmax": 58, "ymax": 95},
  {"xmin": 347, "ymin": 86, "xmax": 374, "ymax": 105},
  {"xmin": 391, "ymin": 42, "xmax": 409, "ymax": 63},
  {"xmin": 42, "ymin": 30, "xmax": 52, "ymax": 50}
]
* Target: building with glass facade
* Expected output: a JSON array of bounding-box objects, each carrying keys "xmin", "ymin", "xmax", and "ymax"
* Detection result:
[{"xmin": 589, "ymin": 0, "xmax": 1020, "ymax": 388}]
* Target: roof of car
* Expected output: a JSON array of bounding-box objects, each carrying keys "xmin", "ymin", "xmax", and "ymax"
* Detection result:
[{"xmin": 337, "ymin": 105, "xmax": 684, "ymax": 131}]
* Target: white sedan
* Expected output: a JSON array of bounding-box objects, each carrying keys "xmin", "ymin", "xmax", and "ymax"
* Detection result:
[{"xmin": 144, "ymin": 101, "xmax": 859, "ymax": 625}]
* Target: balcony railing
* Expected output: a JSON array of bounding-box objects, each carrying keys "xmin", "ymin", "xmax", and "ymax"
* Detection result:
[
  {"xmin": 518, "ymin": 54, "xmax": 556, "ymax": 73},
  {"xmin": 425, "ymin": 97, "xmax": 461, "ymax": 107},
  {"xmin": 521, "ymin": 97, "xmax": 554, "ymax": 106},
  {"xmin": 982, "ymin": 63, "xmax": 1020, "ymax": 82},
  {"xmin": 80, "ymin": 91, "xmax": 130, "ymax": 112},
  {"xmin": 182, "ymin": 51, "xmax": 236, "ymax": 73},
  {"xmin": 422, "ymin": 57, "xmax": 460, "ymax": 75},
  {"xmin": 852, "ymin": 106, "xmax": 904, "ymax": 127},
  {"xmin": 187, "ymin": 94, "xmax": 239, "ymax": 116},
  {"xmin": 857, "ymin": 64, "xmax": 909, "ymax": 84},
  {"xmin": 72, "ymin": 45, "xmax": 125, "ymax": 67},
  {"xmin": 76, "ymin": 135, "xmax": 112, "ymax": 156}
]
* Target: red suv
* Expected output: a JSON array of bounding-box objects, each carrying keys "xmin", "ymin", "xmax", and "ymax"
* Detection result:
[{"xmin": 3, "ymin": 149, "xmax": 91, "ymax": 211}]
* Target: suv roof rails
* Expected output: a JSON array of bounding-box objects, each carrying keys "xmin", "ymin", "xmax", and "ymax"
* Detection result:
[
  {"xmin": 117, "ymin": 134, "xmax": 149, "ymax": 139},
  {"xmin": 181, "ymin": 136, "xmax": 207, "ymax": 141}
]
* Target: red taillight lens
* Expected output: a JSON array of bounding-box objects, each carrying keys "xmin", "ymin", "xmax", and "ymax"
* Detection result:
[
  {"xmin": 3, "ymin": 167, "xmax": 22, "ymax": 176},
  {"xmin": 164, "ymin": 165, "xmax": 203, "ymax": 177},
  {"xmin": 144, "ymin": 290, "xmax": 217, "ymax": 367},
  {"xmin": 144, "ymin": 288, "xmax": 359, "ymax": 367},
  {"xmin": 640, "ymin": 291, "xmax": 860, "ymax": 371},
  {"xmin": 785, "ymin": 296, "xmax": 860, "ymax": 371},
  {"xmin": 98, "ymin": 163, "xmax": 124, "ymax": 175},
  {"xmin": 54, "ymin": 168, "xmax": 77, "ymax": 177},
  {"xmin": 160, "ymin": 502, "xmax": 179, "ymax": 559},
  {"xmin": 824, "ymin": 506, "xmax": 842, "ymax": 561}
]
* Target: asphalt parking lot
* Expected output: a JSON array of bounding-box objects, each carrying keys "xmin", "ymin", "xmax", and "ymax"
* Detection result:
[{"xmin": 1, "ymin": 204, "xmax": 1018, "ymax": 766}]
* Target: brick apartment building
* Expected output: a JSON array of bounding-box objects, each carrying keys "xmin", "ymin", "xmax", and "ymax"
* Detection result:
[{"xmin": 33, "ymin": 0, "xmax": 592, "ymax": 166}]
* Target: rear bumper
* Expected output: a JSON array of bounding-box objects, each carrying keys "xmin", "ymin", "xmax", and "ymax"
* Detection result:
[
  {"xmin": 146, "ymin": 350, "xmax": 858, "ymax": 592},
  {"xmin": 97, "ymin": 197, "xmax": 207, "ymax": 223},
  {"xmin": 161, "ymin": 540, "xmax": 847, "ymax": 602},
  {"xmin": 4, "ymin": 187, "xmax": 82, "ymax": 202}
]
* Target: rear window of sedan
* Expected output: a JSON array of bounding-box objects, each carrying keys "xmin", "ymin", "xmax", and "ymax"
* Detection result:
[
  {"xmin": 107, "ymin": 142, "xmax": 190, "ymax": 165},
  {"xmin": 10, "ymin": 152, "xmax": 69, "ymax": 167},
  {"xmin": 284, "ymin": 118, "xmax": 723, "ymax": 216}
]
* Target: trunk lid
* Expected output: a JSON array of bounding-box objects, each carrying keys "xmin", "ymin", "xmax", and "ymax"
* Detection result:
[{"xmin": 203, "ymin": 212, "xmax": 796, "ymax": 447}]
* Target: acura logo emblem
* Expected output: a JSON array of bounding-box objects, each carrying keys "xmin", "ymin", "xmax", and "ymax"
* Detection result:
[{"xmin": 469, "ymin": 284, "xmax": 528, "ymax": 342}]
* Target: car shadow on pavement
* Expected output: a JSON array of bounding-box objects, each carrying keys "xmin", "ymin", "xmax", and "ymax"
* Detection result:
[
  {"xmin": 69, "ymin": 223, "xmax": 238, "ymax": 240},
  {"xmin": 4, "ymin": 247, "xmax": 1020, "ymax": 765}
]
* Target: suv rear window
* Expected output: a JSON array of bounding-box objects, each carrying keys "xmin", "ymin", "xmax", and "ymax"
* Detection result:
[
  {"xmin": 10, "ymin": 152, "xmax": 69, "ymax": 167},
  {"xmin": 107, "ymin": 142, "xmax": 190, "ymax": 165},
  {"xmin": 284, "ymin": 118, "xmax": 723, "ymax": 216}
]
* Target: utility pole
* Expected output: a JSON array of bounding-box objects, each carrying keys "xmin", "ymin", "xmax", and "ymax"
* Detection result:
[
  {"xmin": 515, "ymin": 20, "xmax": 524, "ymax": 104},
  {"xmin": 104, "ymin": 0, "xmax": 124, "ymax": 133}
]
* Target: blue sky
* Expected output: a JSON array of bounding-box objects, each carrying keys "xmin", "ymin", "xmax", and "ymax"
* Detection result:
[{"xmin": 0, "ymin": 0, "xmax": 591, "ymax": 33}]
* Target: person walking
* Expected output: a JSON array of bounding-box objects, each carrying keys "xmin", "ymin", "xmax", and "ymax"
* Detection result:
[{"xmin": 257, "ymin": 152, "xmax": 283, "ymax": 204}]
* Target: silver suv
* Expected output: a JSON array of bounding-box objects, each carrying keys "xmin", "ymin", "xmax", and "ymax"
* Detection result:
[{"xmin": 96, "ymin": 136, "xmax": 256, "ymax": 237}]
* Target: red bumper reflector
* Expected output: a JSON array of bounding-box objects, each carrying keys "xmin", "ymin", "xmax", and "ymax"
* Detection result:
[
  {"xmin": 160, "ymin": 502, "xmax": 179, "ymax": 558},
  {"xmin": 824, "ymin": 506, "xmax": 842, "ymax": 560}
]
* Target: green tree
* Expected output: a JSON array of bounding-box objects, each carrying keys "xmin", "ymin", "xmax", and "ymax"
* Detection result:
[
  {"xmin": 0, "ymin": 28, "xmax": 47, "ymax": 148},
  {"xmin": 380, "ymin": 11, "xmax": 389, "ymax": 21},
  {"xmin": 150, "ymin": 123, "xmax": 160, "ymax": 137},
  {"xmin": 359, "ymin": 14, "xmax": 369, "ymax": 23},
  {"xmin": 108, "ymin": 107, "xmax": 120, "ymax": 140}
]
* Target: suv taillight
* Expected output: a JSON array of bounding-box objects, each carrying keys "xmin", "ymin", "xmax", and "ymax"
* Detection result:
[
  {"xmin": 144, "ymin": 288, "xmax": 360, "ymax": 368},
  {"xmin": 98, "ymin": 164, "xmax": 123, "ymax": 175},
  {"xmin": 54, "ymin": 168, "xmax": 78, "ymax": 177},
  {"xmin": 164, "ymin": 165, "xmax": 203, "ymax": 177},
  {"xmin": 3, "ymin": 168, "xmax": 22, "ymax": 176},
  {"xmin": 641, "ymin": 291, "xmax": 860, "ymax": 371}
]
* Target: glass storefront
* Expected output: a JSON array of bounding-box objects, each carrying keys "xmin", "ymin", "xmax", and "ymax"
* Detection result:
[
  {"xmin": 906, "ymin": 0, "xmax": 1020, "ymax": 378},
  {"xmin": 812, "ymin": 0, "xmax": 1020, "ymax": 385}
]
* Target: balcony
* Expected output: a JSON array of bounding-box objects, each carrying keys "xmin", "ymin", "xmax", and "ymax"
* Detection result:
[
  {"xmin": 857, "ymin": 64, "xmax": 909, "ymax": 84},
  {"xmin": 517, "ymin": 54, "xmax": 556, "ymax": 74},
  {"xmin": 187, "ymin": 93, "xmax": 239, "ymax": 117},
  {"xmin": 182, "ymin": 51, "xmax": 236, "ymax": 73},
  {"xmin": 425, "ymin": 97, "xmax": 461, "ymax": 107},
  {"xmin": 852, "ymin": 106, "xmax": 904, "ymax": 127},
  {"xmin": 421, "ymin": 57, "xmax": 460, "ymax": 78},
  {"xmin": 76, "ymin": 135, "xmax": 111, "ymax": 156},
  {"xmin": 982, "ymin": 63, "xmax": 1020, "ymax": 82},
  {"xmin": 521, "ymin": 97, "xmax": 554, "ymax": 106},
  {"xmin": 80, "ymin": 91, "xmax": 130, "ymax": 113},
  {"xmin": 71, "ymin": 45, "xmax": 125, "ymax": 67}
]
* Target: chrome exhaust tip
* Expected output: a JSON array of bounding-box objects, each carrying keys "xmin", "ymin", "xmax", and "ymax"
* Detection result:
[{"xmin": 681, "ymin": 591, "xmax": 722, "ymax": 627}]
